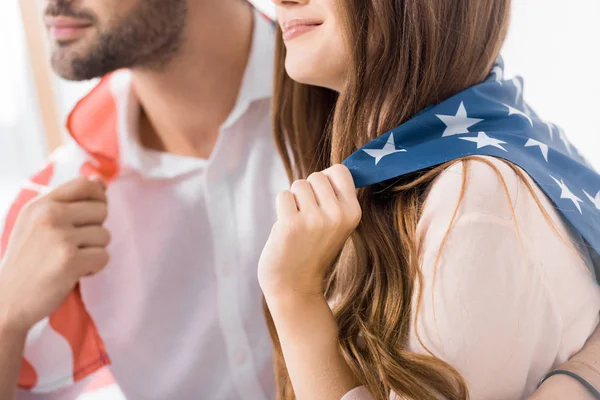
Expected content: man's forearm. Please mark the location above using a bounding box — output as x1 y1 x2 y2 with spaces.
0 319 27 400
530 323 600 399
530 373 597 400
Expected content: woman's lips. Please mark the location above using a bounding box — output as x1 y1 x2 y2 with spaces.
282 19 322 41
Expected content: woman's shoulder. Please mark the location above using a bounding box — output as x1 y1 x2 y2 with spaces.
418 155 592 261
412 155 600 398
420 156 522 224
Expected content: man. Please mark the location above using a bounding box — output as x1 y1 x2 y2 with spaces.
0 0 286 399
0 0 599 399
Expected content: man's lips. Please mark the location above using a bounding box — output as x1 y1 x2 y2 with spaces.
44 16 93 41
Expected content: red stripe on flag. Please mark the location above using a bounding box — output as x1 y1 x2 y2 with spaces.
67 74 120 181
48 288 111 382
19 359 38 391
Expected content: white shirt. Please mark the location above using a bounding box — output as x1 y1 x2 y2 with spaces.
17 11 287 400
343 157 600 400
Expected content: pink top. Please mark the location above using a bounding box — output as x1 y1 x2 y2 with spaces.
343 157 600 400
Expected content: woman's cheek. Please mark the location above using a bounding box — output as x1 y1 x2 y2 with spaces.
283 27 349 90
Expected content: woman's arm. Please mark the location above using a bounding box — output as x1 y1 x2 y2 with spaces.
259 165 362 400
265 294 359 400
0 318 28 400
530 323 600 399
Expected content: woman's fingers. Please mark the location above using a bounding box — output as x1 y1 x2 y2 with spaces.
321 164 356 202
307 172 338 207
290 180 319 213
285 166 361 231
321 165 362 229
276 190 298 220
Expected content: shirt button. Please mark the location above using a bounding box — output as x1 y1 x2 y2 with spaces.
235 348 247 365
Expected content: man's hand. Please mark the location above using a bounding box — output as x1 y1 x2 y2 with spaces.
0 176 110 335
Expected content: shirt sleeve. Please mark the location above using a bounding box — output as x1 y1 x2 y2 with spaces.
416 212 562 398
410 157 598 399
341 386 375 400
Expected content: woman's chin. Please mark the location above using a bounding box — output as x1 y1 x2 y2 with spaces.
285 69 338 92
284 57 330 86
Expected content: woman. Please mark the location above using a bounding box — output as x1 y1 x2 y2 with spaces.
258 0 600 399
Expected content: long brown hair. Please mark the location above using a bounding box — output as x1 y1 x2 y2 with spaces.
267 1 512 399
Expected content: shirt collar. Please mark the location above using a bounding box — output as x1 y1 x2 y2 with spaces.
67 8 275 180
222 9 275 129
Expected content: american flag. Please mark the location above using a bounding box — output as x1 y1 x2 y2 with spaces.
344 59 600 258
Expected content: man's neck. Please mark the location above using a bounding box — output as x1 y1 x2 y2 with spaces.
132 1 254 159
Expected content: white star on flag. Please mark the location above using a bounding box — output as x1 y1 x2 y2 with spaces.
550 176 584 214
545 122 555 140
506 104 533 127
460 132 507 151
524 139 549 162
491 66 503 85
558 128 574 155
583 190 600 210
363 132 407 165
512 77 523 103
436 102 483 137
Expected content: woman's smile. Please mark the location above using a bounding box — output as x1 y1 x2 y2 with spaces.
281 18 323 41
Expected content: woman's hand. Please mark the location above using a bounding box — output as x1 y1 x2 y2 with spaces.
258 164 361 301
258 165 362 400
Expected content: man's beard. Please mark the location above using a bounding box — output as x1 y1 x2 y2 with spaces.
48 0 188 81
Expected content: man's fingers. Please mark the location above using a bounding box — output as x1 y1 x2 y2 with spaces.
75 248 110 277
74 226 111 248
49 176 107 203
67 202 108 226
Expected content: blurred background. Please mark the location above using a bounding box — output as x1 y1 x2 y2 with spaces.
0 0 598 398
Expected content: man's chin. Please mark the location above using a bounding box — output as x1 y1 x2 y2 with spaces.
51 57 88 81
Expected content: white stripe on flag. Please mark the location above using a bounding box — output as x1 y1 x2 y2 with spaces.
21 181 50 196
25 318 75 393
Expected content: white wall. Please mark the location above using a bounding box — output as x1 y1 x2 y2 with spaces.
502 0 600 169
0 1 47 212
